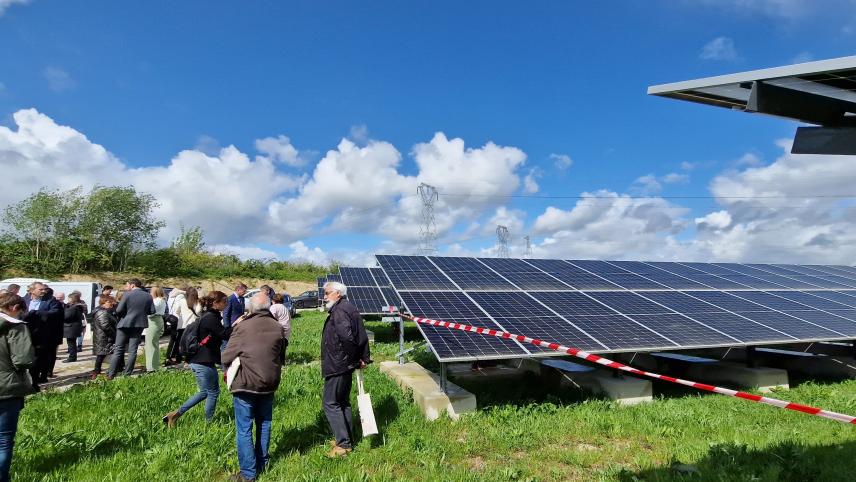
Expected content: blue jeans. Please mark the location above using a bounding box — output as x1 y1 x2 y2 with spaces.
233 392 274 480
178 364 220 421
0 398 23 482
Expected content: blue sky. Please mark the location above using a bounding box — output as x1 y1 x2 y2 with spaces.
2 0 856 266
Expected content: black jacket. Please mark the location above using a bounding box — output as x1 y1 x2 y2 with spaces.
91 308 117 356
63 304 85 339
22 294 63 347
321 299 371 378
188 310 231 365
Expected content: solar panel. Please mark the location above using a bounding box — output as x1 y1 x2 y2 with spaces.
340 267 376 287
326 273 342 283
375 255 856 362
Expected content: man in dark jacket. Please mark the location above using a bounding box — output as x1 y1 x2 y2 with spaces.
107 278 154 379
22 282 62 389
320 281 371 457
222 292 285 482
222 282 247 352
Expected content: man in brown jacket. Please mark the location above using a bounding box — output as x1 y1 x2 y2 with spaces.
222 292 286 482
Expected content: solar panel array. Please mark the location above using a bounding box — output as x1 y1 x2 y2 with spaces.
338 266 403 315
375 255 856 362
317 276 327 302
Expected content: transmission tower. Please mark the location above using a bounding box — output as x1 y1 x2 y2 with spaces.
496 225 510 258
417 183 439 255
524 235 533 258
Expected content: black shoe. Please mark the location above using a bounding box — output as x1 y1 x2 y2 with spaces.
62 358 77 363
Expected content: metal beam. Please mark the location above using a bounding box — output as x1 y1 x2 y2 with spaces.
747 81 856 126
792 126 856 155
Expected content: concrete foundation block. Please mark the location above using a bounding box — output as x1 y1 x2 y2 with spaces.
568 369 653 405
379 361 477 421
686 361 788 393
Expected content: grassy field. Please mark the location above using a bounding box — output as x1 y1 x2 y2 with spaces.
13 310 856 481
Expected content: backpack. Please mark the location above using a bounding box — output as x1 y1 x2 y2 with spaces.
179 313 210 360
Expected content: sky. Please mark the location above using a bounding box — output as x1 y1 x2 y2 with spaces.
1 0 856 267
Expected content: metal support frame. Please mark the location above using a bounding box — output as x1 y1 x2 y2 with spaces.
399 315 406 365
746 346 757 368
439 362 448 393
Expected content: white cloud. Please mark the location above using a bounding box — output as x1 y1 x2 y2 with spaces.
208 244 279 261
790 51 814 64
735 152 763 166
662 172 689 184
287 241 329 265
531 191 689 260
695 210 732 230
700 36 739 61
43 66 75 92
0 0 29 17
523 168 541 194
255 134 306 167
550 153 573 170
631 174 662 194
0 108 537 264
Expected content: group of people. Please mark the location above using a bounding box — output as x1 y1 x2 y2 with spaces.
0 278 370 482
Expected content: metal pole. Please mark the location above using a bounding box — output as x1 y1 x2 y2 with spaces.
440 363 448 393
398 315 405 365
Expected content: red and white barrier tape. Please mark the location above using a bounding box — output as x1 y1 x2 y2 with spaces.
410 316 856 424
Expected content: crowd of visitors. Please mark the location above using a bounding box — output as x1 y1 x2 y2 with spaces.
0 278 371 481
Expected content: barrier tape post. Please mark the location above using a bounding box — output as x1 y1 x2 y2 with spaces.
408 315 856 425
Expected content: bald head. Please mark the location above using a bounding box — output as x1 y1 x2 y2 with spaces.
251 292 271 313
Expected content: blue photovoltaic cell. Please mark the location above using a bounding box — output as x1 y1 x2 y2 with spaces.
369 268 391 286
713 263 772 277
429 257 515 290
816 276 856 289
468 292 556 318
716 274 787 289
567 260 628 273
340 267 376 287
379 287 403 308
531 291 619 316
347 287 390 314
781 311 856 336
768 291 854 310
637 291 723 313
724 291 814 311
477 258 562 290
679 311 792 343
824 292 856 308
525 259 621 289
738 311 844 339
586 292 672 314
676 273 750 289
682 291 768 312
376 255 458 291
569 315 677 350
490 317 604 352
746 264 805 276
806 265 855 277
647 262 705 276
680 262 741 275
326 273 342 283
397 291 527 360
593 272 669 289
625 314 736 346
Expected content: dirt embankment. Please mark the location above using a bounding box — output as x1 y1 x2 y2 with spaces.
57 273 316 296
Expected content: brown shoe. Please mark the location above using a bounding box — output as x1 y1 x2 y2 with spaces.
327 445 352 458
162 411 181 428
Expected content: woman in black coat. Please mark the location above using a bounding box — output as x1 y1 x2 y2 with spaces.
62 292 86 363
91 295 118 379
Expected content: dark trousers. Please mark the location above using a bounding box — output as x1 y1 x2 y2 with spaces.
323 371 354 449
0 397 23 482
108 327 143 377
65 338 77 360
166 328 184 362
93 354 107 374
29 345 55 384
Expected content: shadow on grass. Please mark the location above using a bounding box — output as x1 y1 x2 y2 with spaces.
366 394 399 448
286 351 317 365
23 432 136 475
620 440 856 482
365 322 422 344
271 411 330 456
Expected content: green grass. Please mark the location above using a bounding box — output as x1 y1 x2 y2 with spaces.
14 311 856 481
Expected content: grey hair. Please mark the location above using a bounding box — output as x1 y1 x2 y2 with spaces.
324 281 347 297
251 292 271 312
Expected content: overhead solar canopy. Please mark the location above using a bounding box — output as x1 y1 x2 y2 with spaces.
339 266 403 315
648 55 856 155
376 255 856 362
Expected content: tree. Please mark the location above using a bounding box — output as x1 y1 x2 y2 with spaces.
78 186 165 271
171 224 205 256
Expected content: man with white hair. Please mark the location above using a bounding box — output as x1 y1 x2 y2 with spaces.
320 281 371 457
222 292 286 482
